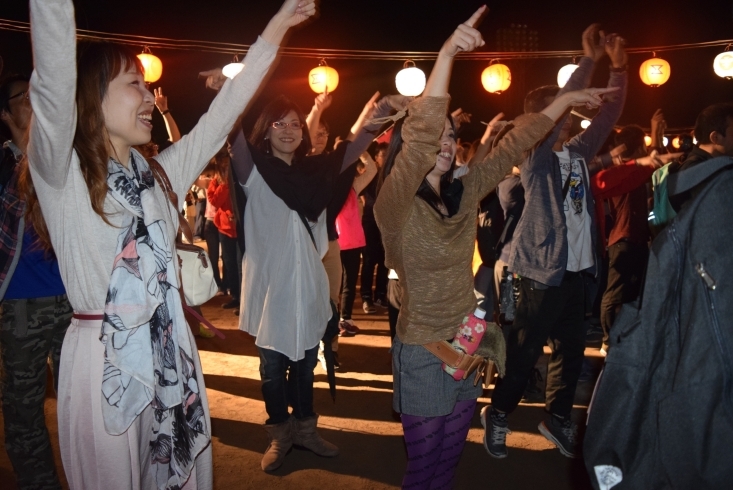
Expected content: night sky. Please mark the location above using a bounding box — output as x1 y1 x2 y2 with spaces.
2 0 732 148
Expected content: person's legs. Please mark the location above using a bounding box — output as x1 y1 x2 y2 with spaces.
204 219 222 291
287 345 318 420
600 242 648 350
257 347 291 425
429 399 477 490
360 221 380 304
491 278 566 414
401 414 446 489
339 248 362 320
219 233 240 307
1 297 71 489
545 274 586 417
374 258 389 305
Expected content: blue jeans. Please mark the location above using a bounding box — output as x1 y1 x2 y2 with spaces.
258 345 318 425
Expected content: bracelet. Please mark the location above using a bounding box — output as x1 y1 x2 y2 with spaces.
161 109 171 115
609 64 627 73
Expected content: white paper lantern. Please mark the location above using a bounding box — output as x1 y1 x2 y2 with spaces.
395 61 426 96
713 51 733 79
580 119 591 129
557 63 578 88
222 62 244 79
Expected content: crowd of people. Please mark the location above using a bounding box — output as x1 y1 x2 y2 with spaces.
0 1 731 489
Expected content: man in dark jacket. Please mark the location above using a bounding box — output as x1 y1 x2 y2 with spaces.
482 26 628 459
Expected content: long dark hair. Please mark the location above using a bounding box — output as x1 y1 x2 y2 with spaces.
378 113 460 216
248 96 311 163
23 41 143 250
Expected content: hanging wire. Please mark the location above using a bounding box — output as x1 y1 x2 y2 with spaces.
1 18 732 61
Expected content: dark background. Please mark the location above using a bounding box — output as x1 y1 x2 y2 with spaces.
2 0 732 148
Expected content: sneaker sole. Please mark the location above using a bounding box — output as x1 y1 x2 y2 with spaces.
480 408 508 459
537 422 579 459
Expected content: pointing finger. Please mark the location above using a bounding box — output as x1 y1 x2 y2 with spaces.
464 5 487 29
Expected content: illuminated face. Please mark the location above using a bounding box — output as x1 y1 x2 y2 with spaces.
312 123 329 155
266 110 304 159
433 118 456 175
102 66 155 154
375 149 387 168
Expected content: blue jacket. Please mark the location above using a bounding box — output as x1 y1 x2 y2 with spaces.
507 57 627 286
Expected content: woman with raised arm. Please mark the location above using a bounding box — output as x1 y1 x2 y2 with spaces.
228 88 408 471
24 0 315 488
374 6 618 488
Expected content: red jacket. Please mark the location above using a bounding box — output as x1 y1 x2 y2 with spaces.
207 178 236 238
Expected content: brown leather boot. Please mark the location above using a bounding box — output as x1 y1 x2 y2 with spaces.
261 418 293 471
291 414 339 457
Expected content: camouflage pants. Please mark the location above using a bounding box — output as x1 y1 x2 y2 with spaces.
0 295 72 490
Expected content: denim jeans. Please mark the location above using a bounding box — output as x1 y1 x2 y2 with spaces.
258 345 318 425
219 232 241 299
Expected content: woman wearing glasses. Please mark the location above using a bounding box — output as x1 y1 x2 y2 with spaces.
228 92 407 471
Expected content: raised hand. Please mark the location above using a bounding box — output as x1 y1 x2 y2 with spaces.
276 0 317 28
199 68 227 91
636 150 682 168
384 93 412 112
651 108 667 133
441 5 487 57
485 112 507 136
314 87 333 114
605 33 628 68
451 108 472 130
582 24 606 62
565 86 621 109
154 87 168 113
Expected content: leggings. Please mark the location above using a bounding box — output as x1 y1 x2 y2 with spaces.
400 398 476 490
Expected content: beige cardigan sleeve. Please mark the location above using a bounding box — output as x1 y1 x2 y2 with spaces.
27 0 78 189
374 96 449 235
469 113 556 200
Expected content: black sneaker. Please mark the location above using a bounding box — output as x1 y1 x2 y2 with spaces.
538 414 580 458
373 297 389 309
362 299 376 314
480 406 511 458
222 299 239 309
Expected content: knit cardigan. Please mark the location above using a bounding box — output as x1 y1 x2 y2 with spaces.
374 96 554 345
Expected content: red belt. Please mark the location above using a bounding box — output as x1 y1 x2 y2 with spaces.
73 313 104 321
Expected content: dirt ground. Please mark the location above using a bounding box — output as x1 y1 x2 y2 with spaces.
0 294 604 489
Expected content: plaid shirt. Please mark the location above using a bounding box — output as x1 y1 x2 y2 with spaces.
0 141 26 293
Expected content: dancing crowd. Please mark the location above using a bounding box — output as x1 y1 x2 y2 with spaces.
1 1 731 489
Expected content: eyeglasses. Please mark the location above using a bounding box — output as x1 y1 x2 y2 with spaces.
316 131 329 138
7 90 29 103
271 121 303 130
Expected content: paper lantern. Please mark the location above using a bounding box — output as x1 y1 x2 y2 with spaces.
713 51 733 79
672 136 681 149
639 57 670 87
580 119 591 129
137 49 162 83
557 63 578 88
395 61 426 96
644 135 652 147
309 60 339 94
481 63 511 94
663 136 669 147
222 55 244 79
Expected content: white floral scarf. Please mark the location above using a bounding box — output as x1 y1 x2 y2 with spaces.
101 154 209 490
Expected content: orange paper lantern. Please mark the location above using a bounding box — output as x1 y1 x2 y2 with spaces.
308 61 339 94
639 57 670 87
481 63 511 94
137 50 162 83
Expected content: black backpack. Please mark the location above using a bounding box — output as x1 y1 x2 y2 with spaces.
584 156 733 490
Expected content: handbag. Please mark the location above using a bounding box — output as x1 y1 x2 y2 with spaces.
147 159 219 307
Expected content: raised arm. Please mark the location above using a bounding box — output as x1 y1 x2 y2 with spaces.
27 0 77 189
353 152 378 195
228 129 254 186
154 0 316 199
306 88 332 146
568 34 628 162
468 112 507 166
341 93 410 172
154 87 181 143
375 6 486 232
